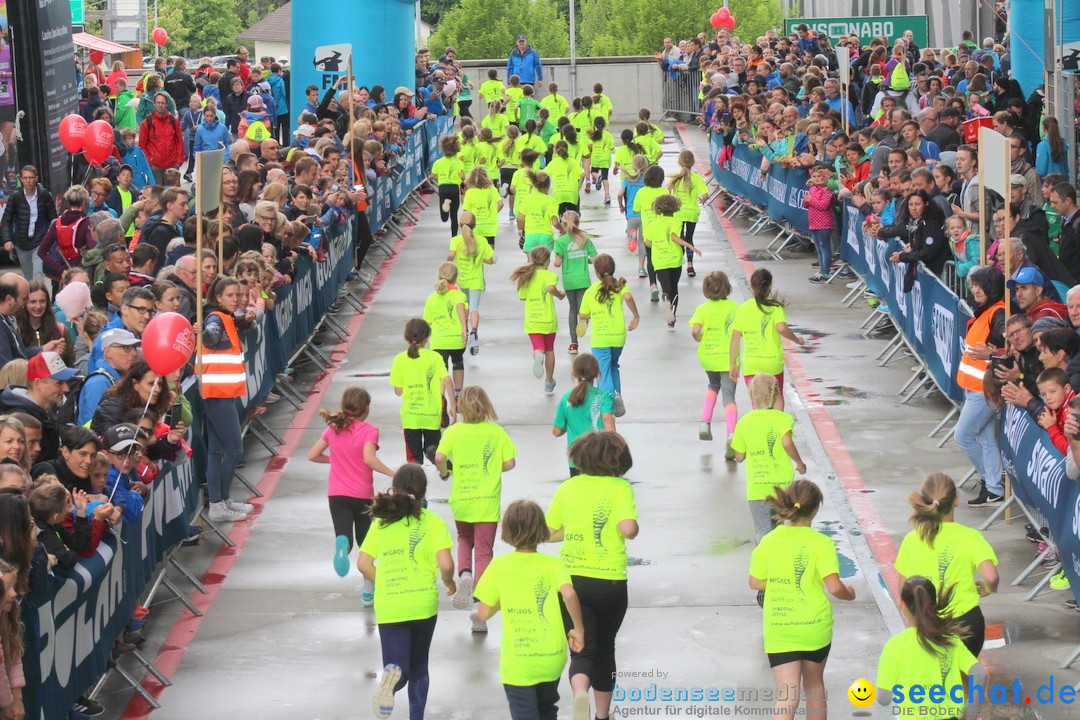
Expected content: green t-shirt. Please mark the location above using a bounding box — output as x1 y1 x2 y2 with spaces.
473 552 572 686
615 145 642 179
1045 202 1062 241
540 93 569 119
579 282 629 349
449 233 494 291
479 80 505 104
594 94 613 119
517 97 541 127
748 525 839 653
423 288 468 351
539 121 559 146
431 155 465 186
632 186 670 236
670 172 708 222
482 113 510 139
359 509 453 624
588 131 615 168
546 156 583 204
521 192 559 237
510 167 535 203
518 268 559 334
435 421 516 522
463 186 500 237
546 473 637 580
554 385 613 466
460 141 479 176
553 234 597 290
730 408 795 501
733 299 788 376
499 139 521 167
876 627 978 718
389 348 447 430
688 299 739 372
646 125 664 146
644 214 684 271
895 523 997 617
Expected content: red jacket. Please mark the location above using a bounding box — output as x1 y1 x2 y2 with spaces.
1026 298 1068 322
139 111 186 169
1046 389 1076 454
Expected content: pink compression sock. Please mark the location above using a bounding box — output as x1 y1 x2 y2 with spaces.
725 404 738 435
701 390 718 422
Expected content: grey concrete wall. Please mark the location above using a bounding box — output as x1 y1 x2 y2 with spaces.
458 55 663 123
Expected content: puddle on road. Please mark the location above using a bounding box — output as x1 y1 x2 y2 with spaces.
826 385 867 399
736 251 774 262
706 536 750 555
816 520 858 578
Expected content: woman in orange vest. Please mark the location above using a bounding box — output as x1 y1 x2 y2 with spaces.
954 266 1007 508
200 277 256 523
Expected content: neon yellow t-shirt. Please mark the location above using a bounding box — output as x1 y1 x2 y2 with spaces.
518 268 559 334
876 627 978 719
515 133 547 160
730 408 796 500
688 299 739 372
504 86 524 119
479 80 505 104
423 288 468 351
615 145 643 179
646 124 664 146
670 172 708 222
463 186 500 237
545 156 582 205
546 473 637 580
359 509 453 624
431 155 464 186
644 215 684 271
474 552 572 686
733 299 787 376
748 525 839 653
460 141 479 176
449 233 495 291
435 421 516 522
389 348 447 430
510 167 535 203
521 192 559 237
593 94 613 119
632 185 670 236
540 93 569 119
635 135 662 163
588 131 615 169
895 523 997 617
481 113 510 139
563 140 586 166
580 282 629 348
570 110 595 135
473 142 499 173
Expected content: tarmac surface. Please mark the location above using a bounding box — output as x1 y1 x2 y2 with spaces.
104 124 1080 720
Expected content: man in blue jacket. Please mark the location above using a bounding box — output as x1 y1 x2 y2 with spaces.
507 34 543 85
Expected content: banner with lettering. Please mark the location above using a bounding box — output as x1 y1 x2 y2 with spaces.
708 136 810 229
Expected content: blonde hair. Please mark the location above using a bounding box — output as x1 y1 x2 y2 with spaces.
458 210 478 256
457 385 498 423
748 373 779 410
624 155 648 182
0 417 29 470
510 246 550 290
907 472 957 545
666 149 696 192
561 210 588 249
435 261 459 294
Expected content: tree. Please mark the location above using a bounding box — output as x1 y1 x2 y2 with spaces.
420 0 460 27
428 0 570 60
156 0 244 56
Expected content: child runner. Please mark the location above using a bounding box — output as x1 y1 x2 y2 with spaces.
447 211 495 356
553 210 598 355
540 82 569 120
498 125 522 214
515 120 547 161
612 130 646 180
460 125 480 178
875 577 986 718
729 269 805 411
592 83 613 120
547 140 583 216
479 69 505 107
475 499 586 720
308 387 396 604
504 75 524 122
510 246 565 394
587 117 614 205
430 135 465 237
632 165 670 303
553 353 615 476
689 271 740 448
732 374 806 542
577 254 639 417
481 101 510 140
358 465 456 720
749 480 855 720
423 262 469 400
666 149 709 279
475 128 500 174
463 167 503 247
516 84 541 129
619 155 649 278
434 385 517 632
633 121 663 164
510 148 540 240
644 194 701 328
545 431 639 720
389 318 457 465
518 171 560 252
894 473 999 657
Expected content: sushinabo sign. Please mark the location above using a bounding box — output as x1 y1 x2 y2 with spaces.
785 16 928 48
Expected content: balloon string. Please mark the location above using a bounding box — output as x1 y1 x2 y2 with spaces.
106 377 159 506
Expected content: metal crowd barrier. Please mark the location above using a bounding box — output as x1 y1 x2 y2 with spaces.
660 70 703 121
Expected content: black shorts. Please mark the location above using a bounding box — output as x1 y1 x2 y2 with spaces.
594 167 609 181
767 644 831 668
436 347 465 371
500 167 516 188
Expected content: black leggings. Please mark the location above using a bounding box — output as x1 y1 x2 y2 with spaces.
355 211 375 267
656 266 683 315
436 348 465 371
568 576 628 692
682 221 697 260
328 496 372 553
439 184 461 235
379 615 438 718
955 605 986 658
404 428 442 465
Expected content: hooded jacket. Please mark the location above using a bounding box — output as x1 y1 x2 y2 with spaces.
0 386 60 462
139 111 186 169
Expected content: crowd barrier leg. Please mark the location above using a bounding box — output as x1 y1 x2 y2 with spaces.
90 660 162 710
1022 568 1057 602
144 558 205 616
272 377 304 410
928 405 959 438
841 278 867 307
302 340 334 369
199 505 238 548
129 649 172 688
1014 543 1057 589
340 283 370 313
253 416 285 447
1059 644 1080 672
167 553 209 595
876 333 909 366
242 419 279 458
977 490 1039 533
320 313 350 343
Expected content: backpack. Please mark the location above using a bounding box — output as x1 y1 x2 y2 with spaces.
244 119 271 143
55 368 115 427
55 216 88 264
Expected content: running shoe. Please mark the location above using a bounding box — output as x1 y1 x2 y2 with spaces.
638 267 646 278
699 422 712 441
74 697 104 717
441 198 452 213
725 435 737 461
650 288 659 303
468 330 479 355
627 236 638 253
374 664 402 719
499 183 509 197
664 302 676 324
584 184 591 194
666 321 676 329
333 535 350 577
508 212 515 220
544 380 557 395
453 571 474 609
613 394 626 417
1050 571 1070 590
361 578 375 606
471 607 489 633
532 352 545 379
573 690 591 720
568 343 578 355
808 273 828 284
845 280 862 289
1067 598 1079 610
967 484 1004 507
687 264 696 278
604 196 611 205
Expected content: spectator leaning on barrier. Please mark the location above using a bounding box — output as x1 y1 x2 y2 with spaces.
0 351 76 464
1008 266 1067 322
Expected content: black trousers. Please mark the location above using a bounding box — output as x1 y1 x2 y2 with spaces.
328 496 372 552
567 575 628 692
404 428 441 465
439 184 461 236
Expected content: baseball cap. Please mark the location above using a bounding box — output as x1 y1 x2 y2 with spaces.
278 56 289 64
247 95 265 109
118 163 134 175
1010 173 1027 187
438 55 452 64
393 85 415 96
293 125 314 138
26 352 77 382
100 328 141 348
258 81 271 93
102 423 143 453
517 34 527 42
1007 265 1046 289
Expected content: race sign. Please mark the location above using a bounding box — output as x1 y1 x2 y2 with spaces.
313 43 352 89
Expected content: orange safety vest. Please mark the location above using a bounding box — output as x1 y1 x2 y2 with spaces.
956 300 1005 392
196 310 246 399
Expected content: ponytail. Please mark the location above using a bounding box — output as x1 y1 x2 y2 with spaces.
768 479 822 523
527 170 551 193
667 149 696 192
587 116 606 143
592 254 625 305
435 261 458 294
459 210 478 256
900 577 968 656
908 473 957 546
319 386 371 432
403 317 431 359
510 246 550 290
568 353 601 407
561 210 588 249
554 141 569 160
750 268 784 310
370 464 427 526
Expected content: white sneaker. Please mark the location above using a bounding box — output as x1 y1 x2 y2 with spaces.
612 394 626 417
373 664 401 719
470 606 488 633
499 183 509 198
532 352 545 379
441 198 452 213
845 280 861 289
208 501 248 522
453 571 473 609
573 689 590 720
664 302 676 324
226 498 254 513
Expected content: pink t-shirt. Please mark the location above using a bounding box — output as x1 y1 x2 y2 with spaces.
322 421 379 498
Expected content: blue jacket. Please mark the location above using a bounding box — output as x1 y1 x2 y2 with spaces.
1036 137 1070 179
507 46 543 84
266 74 288 120
106 466 145 524
203 85 221 105
194 120 232 160
77 364 120 426
120 146 154 190
420 87 448 117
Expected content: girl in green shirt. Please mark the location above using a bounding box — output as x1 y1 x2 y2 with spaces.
553 211 598 354
667 150 710 278
689 271 739 448
536 108 559 158
462 167 503 248
644 194 702 328
447 212 495 356
546 140 583 217
577 254 640 416
553 353 616 476
499 126 522 219
389 319 457 466
517 171 560 252
511 246 565 394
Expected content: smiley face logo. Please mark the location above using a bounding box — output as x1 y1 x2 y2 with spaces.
847 678 876 708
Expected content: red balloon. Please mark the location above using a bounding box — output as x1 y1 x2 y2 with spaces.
82 119 114 165
710 12 724 28
721 16 736 30
88 50 105 65
142 312 196 377
717 6 731 19
152 27 169 46
58 114 87 154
